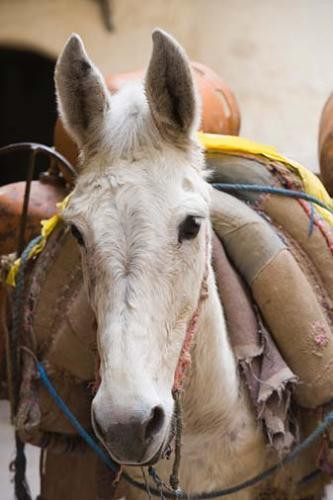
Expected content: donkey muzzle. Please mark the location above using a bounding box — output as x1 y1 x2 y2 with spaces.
92 405 166 464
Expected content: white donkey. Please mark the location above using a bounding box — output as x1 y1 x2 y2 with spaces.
55 30 312 499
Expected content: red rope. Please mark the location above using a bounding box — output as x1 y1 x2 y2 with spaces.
172 233 209 392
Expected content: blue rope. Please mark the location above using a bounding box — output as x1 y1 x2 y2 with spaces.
212 183 333 216
308 203 315 237
36 362 119 473
36 359 333 499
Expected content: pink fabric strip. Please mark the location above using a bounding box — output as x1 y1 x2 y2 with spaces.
172 232 209 392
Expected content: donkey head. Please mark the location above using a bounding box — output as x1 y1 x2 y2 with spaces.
55 30 211 465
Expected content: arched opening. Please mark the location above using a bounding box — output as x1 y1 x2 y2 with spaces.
0 47 56 185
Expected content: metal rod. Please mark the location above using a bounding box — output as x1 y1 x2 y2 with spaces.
0 142 77 183
0 141 77 254
17 149 37 256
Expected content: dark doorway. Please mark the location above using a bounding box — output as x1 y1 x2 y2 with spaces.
0 47 56 185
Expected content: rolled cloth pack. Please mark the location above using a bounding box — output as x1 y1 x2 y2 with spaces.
211 189 333 408
14 223 96 442
205 134 333 408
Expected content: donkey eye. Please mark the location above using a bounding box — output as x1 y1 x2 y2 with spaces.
178 215 201 243
70 224 85 246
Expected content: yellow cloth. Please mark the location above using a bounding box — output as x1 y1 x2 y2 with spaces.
6 215 60 287
198 132 333 226
6 196 70 287
6 134 333 286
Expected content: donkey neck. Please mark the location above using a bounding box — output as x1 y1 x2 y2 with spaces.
182 264 241 430
172 264 266 497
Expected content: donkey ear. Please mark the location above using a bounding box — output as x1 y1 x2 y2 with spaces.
145 29 199 141
55 34 110 148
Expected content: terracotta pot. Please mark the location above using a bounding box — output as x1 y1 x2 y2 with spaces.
0 180 66 396
0 181 66 255
319 93 333 196
106 62 241 136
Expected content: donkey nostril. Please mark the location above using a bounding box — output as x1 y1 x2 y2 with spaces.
145 405 165 440
92 410 105 441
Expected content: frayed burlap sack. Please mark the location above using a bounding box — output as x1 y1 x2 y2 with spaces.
209 148 333 409
211 189 333 408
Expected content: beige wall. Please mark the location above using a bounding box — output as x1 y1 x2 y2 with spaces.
0 0 196 73
1 0 333 170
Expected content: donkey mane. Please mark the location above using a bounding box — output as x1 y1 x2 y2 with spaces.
99 83 160 161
